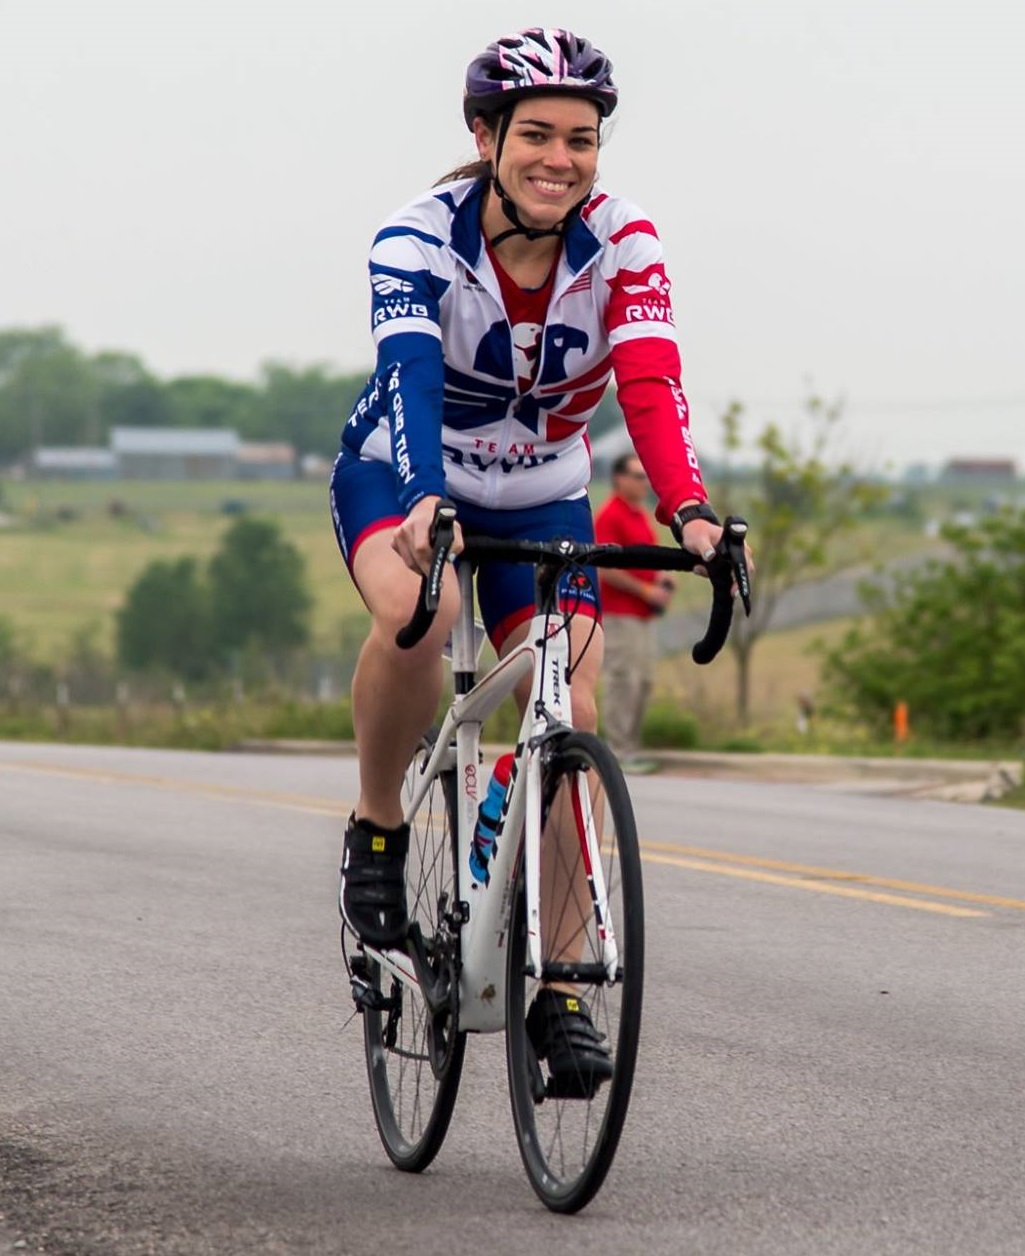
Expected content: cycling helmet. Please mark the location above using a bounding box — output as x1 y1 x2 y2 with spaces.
463 28 618 130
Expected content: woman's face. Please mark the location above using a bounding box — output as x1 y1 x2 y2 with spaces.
475 95 601 231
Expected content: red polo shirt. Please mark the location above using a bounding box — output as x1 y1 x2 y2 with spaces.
594 492 659 620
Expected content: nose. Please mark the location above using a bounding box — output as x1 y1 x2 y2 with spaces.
544 139 574 170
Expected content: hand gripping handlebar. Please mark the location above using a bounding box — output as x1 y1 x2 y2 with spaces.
395 501 752 663
691 515 752 664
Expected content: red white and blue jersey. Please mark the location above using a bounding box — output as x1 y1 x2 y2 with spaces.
340 177 708 524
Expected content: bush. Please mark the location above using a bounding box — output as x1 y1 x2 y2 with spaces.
640 701 700 750
821 508 1025 742
116 556 212 680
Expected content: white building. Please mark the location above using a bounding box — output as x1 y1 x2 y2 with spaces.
111 427 240 479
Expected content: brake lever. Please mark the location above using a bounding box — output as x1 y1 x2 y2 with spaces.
423 501 457 614
394 499 458 650
721 515 752 616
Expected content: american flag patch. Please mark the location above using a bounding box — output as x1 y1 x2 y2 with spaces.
565 273 592 295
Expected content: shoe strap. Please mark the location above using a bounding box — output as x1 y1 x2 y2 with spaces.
345 816 410 858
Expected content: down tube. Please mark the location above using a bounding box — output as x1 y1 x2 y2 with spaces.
453 651 535 1034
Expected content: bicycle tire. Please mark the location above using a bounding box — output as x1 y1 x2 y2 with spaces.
362 729 466 1171
505 731 644 1212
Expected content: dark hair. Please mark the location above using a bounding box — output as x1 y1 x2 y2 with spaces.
434 110 502 186
612 453 641 476
434 159 490 186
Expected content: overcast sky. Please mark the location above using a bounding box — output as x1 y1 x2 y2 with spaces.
4 0 1023 469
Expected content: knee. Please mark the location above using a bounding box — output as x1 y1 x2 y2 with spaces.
571 685 599 734
366 582 459 668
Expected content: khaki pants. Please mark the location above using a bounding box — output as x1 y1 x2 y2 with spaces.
601 614 656 760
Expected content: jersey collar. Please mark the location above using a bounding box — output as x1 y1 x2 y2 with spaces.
447 178 602 279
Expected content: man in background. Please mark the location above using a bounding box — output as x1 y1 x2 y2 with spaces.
594 453 675 774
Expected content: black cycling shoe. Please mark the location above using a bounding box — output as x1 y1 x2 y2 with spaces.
526 988 614 1100
339 813 410 949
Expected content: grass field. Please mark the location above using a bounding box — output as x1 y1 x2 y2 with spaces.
657 617 853 734
0 478 362 660
0 476 929 734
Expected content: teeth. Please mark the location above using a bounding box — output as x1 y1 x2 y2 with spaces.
534 180 569 193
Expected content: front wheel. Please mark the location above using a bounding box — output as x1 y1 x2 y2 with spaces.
361 730 466 1171
506 731 644 1212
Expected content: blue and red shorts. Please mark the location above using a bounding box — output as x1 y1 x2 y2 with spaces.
329 454 600 650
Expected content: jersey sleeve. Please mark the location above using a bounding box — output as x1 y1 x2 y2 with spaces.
601 217 708 523
367 225 452 512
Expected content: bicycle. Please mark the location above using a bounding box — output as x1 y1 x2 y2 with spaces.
342 501 751 1212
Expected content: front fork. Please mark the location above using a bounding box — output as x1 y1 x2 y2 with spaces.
523 735 621 988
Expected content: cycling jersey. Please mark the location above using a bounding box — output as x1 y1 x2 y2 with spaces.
341 176 707 524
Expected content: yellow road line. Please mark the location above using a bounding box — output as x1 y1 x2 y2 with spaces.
0 758 1008 917
640 839 1025 913
640 851 988 917
0 759 343 817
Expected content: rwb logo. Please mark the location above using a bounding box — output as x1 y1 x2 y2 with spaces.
625 303 675 324
620 264 674 325
371 273 414 296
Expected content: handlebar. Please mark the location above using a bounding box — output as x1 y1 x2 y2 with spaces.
395 500 752 665
393 501 458 650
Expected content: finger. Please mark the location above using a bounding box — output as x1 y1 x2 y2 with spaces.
392 530 424 576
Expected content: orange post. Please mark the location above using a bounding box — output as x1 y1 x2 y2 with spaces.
894 700 909 744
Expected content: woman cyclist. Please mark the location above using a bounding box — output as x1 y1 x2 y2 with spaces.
331 28 740 1089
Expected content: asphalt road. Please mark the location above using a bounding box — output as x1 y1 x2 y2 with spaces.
2 741 1024 1256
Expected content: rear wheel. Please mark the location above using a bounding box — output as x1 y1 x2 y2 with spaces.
361 731 466 1171
505 731 644 1212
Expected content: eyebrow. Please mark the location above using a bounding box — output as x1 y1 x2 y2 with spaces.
513 117 599 134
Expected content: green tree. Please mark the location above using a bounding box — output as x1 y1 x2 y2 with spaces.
164 375 261 433
116 557 213 680
254 361 367 455
0 325 377 460
821 509 1025 742
93 351 172 430
714 395 886 723
208 517 312 661
0 326 99 460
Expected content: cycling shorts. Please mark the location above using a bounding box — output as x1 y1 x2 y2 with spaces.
329 453 600 650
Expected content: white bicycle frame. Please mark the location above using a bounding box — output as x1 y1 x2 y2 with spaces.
365 559 620 1033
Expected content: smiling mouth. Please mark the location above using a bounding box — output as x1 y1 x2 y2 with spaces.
529 178 573 196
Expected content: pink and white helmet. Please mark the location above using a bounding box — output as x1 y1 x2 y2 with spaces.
463 28 618 130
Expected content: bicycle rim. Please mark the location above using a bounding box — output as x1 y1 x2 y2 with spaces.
506 731 644 1212
363 731 466 1171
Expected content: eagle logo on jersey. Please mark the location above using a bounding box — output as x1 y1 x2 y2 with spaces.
371 273 415 296
621 270 672 297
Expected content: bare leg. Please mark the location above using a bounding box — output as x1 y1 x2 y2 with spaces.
500 613 603 734
501 616 605 976
350 530 460 827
